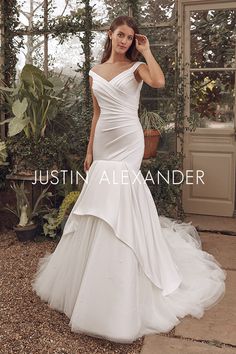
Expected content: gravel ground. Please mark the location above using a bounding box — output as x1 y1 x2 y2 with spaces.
0 230 144 354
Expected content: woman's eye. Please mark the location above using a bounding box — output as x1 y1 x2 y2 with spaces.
117 33 132 40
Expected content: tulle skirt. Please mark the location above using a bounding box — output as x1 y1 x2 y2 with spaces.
31 209 226 343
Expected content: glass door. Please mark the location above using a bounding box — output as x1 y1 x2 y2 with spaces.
180 1 236 216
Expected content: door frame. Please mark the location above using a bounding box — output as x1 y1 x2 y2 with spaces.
177 0 236 216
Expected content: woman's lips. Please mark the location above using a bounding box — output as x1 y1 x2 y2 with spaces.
119 45 126 49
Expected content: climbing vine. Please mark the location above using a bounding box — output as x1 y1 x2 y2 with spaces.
1 0 23 85
127 0 140 22
1 0 188 217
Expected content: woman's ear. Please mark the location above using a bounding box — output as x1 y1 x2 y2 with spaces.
108 30 112 40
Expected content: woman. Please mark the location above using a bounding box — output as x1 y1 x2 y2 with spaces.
31 15 227 344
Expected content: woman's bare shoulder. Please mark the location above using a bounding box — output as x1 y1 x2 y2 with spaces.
90 64 104 73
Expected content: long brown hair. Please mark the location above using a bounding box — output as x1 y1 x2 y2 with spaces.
100 16 143 64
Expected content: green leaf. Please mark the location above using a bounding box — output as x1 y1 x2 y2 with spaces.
48 76 64 93
12 84 21 96
8 116 30 136
0 117 13 125
0 86 14 92
21 64 53 88
12 98 28 118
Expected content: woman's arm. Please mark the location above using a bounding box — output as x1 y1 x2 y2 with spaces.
84 76 100 171
134 34 165 89
136 51 165 89
86 81 100 153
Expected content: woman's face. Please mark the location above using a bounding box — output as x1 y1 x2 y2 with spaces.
109 24 135 53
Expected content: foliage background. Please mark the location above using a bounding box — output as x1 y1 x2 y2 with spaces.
0 0 235 219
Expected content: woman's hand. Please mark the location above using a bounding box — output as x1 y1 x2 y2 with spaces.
135 34 150 54
84 153 93 172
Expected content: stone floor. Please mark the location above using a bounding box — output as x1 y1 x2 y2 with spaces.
140 231 236 354
1 215 236 353
184 214 236 235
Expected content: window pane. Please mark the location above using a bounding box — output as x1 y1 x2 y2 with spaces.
140 27 176 153
17 0 85 30
16 35 45 74
190 70 235 128
48 30 107 77
190 9 236 69
141 27 176 118
90 31 107 64
50 0 84 19
17 0 44 31
139 0 175 24
91 0 129 26
48 34 83 77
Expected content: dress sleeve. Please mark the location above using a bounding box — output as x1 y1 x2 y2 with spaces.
132 61 145 73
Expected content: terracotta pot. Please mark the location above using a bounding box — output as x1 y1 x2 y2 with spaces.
143 130 161 159
13 223 38 242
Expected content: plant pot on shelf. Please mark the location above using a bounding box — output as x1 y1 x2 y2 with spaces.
143 129 161 159
13 223 38 242
139 105 166 159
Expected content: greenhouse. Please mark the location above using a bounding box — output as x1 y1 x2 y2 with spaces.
0 1 235 353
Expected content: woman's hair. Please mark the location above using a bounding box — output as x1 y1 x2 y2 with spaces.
100 16 142 64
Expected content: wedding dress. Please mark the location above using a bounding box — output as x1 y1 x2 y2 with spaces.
31 61 227 344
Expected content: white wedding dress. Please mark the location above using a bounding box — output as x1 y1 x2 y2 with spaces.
31 61 227 344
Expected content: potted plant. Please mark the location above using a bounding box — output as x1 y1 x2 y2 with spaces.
139 105 167 159
0 64 66 175
3 181 53 242
0 64 65 140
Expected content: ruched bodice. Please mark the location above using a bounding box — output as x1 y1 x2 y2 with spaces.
89 61 145 172
89 61 144 111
